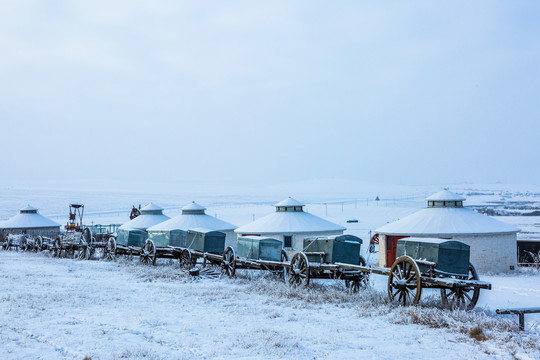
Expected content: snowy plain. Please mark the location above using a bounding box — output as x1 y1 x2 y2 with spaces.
0 183 539 359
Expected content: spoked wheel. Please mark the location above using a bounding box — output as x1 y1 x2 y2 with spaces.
179 249 195 269
34 236 43 252
388 256 422 306
139 240 156 265
19 238 29 252
104 237 117 261
78 240 90 260
288 252 310 286
279 250 290 281
344 255 369 292
221 246 236 278
52 236 62 257
440 263 480 310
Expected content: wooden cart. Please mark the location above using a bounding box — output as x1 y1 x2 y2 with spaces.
286 237 491 309
220 236 290 278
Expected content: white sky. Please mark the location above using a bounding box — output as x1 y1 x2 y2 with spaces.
0 1 538 191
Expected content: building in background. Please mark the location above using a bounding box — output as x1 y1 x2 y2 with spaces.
376 190 520 273
147 201 237 249
235 197 346 253
0 205 60 240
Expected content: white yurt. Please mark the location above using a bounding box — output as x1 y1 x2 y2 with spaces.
118 203 170 231
146 201 237 248
0 205 61 239
235 197 346 252
376 190 520 273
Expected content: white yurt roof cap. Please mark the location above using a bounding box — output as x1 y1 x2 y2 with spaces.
182 201 207 211
20 204 38 212
274 197 305 207
426 190 466 201
141 202 164 211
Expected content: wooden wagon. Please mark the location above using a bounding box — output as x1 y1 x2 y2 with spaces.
287 235 369 291
287 236 491 309
177 229 228 269
48 228 112 260
1 234 37 252
105 228 148 261
220 236 289 278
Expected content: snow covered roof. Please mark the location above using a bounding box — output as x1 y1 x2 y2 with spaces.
426 190 465 201
376 207 519 236
400 237 461 244
182 202 206 212
274 197 305 207
119 204 170 231
0 206 60 229
140 202 164 214
20 205 38 213
188 227 224 235
235 209 346 234
147 210 236 232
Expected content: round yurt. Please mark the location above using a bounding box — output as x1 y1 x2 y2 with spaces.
116 203 170 248
119 203 170 231
375 190 520 273
235 197 346 252
146 201 237 249
0 205 60 240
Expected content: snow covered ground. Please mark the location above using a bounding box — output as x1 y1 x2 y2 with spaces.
0 251 538 360
1 184 540 359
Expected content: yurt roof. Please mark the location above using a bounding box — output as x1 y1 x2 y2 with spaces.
0 206 60 229
140 202 164 213
376 207 519 236
275 197 305 207
20 204 39 212
147 212 236 232
181 201 206 211
119 208 170 231
426 190 466 201
235 211 346 234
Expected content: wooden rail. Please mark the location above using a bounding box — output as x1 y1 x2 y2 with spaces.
496 307 540 330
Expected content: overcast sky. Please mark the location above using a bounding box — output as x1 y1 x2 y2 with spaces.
0 1 538 192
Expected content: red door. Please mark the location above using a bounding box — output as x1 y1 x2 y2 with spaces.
385 235 408 267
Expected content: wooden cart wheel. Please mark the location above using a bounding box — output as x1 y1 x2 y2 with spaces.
280 250 290 281
344 255 369 292
104 237 117 261
19 237 29 252
34 236 43 252
52 236 62 257
221 246 236 277
78 238 90 260
440 262 480 310
139 240 156 265
179 249 194 269
388 256 422 306
288 252 310 286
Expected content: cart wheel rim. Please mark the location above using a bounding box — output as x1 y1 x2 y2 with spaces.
288 252 310 286
179 249 192 269
388 256 422 306
221 246 236 277
440 262 480 310
105 237 117 261
140 240 156 265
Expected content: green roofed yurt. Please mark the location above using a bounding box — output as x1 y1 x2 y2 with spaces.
147 201 236 249
235 197 345 253
117 203 170 248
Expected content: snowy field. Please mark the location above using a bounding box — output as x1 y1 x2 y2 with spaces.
0 252 539 360
1 184 540 359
